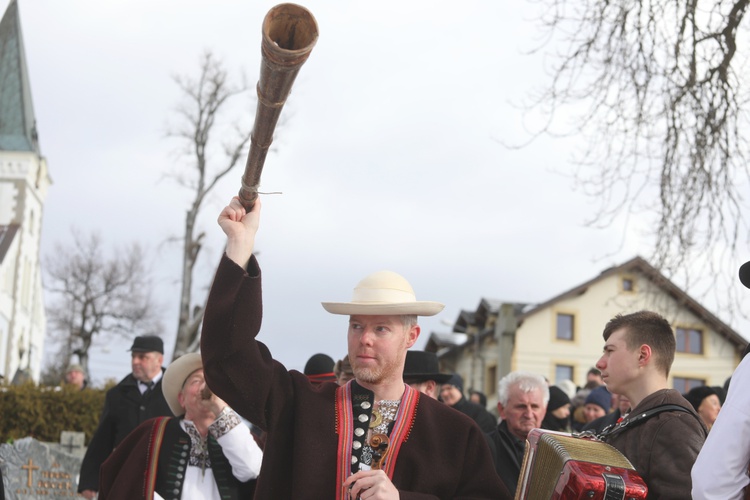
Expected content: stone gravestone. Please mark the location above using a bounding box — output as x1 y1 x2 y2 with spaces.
0 437 82 499
57 432 85 458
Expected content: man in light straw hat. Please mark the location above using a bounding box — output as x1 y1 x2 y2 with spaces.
98 353 262 499
201 197 511 500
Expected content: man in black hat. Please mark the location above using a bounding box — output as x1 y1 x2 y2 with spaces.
440 372 497 433
304 352 337 385
78 335 173 499
541 385 572 432
402 350 451 399
692 261 750 499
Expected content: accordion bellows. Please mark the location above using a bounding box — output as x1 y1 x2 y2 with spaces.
515 429 648 500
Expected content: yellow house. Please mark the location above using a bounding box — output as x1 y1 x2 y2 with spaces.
428 256 747 412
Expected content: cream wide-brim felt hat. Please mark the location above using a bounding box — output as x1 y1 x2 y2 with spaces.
321 271 444 316
162 352 203 417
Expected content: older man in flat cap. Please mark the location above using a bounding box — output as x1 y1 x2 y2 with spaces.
201 197 511 500
78 336 173 498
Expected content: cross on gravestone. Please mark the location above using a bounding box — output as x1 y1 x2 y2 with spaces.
0 436 83 499
59 431 85 455
20 458 39 488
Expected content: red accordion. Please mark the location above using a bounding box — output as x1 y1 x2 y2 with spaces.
514 429 648 500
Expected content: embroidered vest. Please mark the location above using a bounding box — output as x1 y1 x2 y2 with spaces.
334 381 419 500
148 418 254 500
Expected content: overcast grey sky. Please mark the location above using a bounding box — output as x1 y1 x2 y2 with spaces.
12 0 748 385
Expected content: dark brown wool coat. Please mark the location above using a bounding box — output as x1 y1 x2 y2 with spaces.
201 255 511 500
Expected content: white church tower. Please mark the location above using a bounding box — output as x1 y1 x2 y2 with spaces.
0 0 50 383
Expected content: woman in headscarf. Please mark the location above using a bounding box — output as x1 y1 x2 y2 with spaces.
541 385 572 432
685 385 722 431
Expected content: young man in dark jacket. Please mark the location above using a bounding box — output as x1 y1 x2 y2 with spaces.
595 311 707 499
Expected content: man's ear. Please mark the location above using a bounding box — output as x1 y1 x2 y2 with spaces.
405 325 420 348
425 379 437 396
497 402 506 419
638 344 652 366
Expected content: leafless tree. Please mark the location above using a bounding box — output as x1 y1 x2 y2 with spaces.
166 51 255 359
524 0 750 315
43 231 162 379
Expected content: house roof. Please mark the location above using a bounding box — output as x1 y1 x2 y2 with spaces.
518 255 747 350
429 331 469 348
0 0 39 153
427 300 530 353
0 223 20 264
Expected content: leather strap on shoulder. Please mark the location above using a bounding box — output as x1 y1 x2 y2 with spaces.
599 404 694 439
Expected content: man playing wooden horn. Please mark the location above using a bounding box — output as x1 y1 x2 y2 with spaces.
98 353 263 499
201 197 510 499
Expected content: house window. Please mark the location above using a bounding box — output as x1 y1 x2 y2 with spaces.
622 277 634 291
673 376 705 393
555 364 574 384
676 327 703 354
556 313 574 341
486 365 497 398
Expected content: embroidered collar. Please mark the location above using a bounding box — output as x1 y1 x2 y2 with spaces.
183 419 212 472
334 381 420 500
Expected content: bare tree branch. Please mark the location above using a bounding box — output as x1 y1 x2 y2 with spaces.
165 51 255 359
43 230 162 379
524 0 750 321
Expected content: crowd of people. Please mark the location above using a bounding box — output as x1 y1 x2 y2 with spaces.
66 197 750 499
